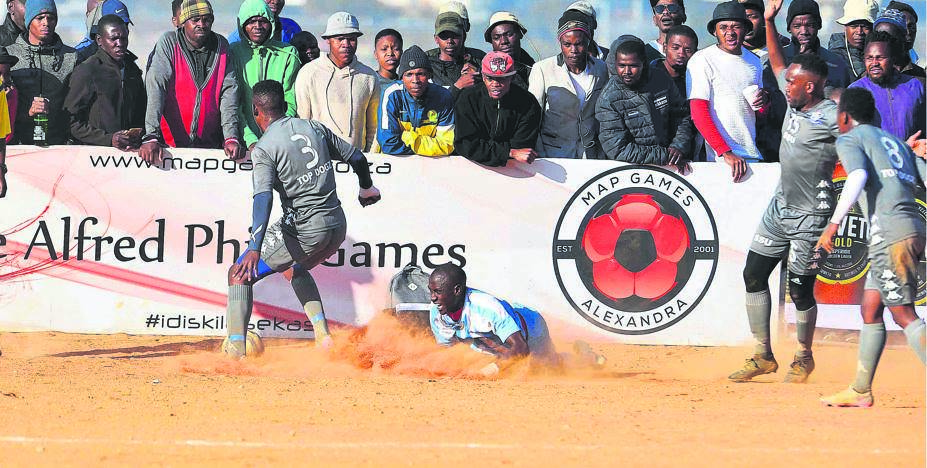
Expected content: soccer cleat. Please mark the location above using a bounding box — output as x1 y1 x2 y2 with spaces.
728 354 779 382
783 354 815 383
820 387 874 408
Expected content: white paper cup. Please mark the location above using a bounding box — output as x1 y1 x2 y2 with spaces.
743 84 761 111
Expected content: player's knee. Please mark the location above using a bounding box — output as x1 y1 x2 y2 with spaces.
743 267 768 293
788 274 816 310
227 265 248 286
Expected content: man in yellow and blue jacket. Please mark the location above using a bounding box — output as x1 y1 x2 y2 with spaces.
376 45 455 156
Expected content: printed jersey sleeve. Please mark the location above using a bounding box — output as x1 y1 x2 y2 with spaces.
470 293 521 344
250 146 275 197
835 133 869 175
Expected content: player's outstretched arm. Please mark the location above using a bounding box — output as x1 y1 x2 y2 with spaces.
473 334 529 360
816 168 867 253
346 150 381 207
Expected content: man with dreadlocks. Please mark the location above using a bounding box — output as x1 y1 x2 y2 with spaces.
6 0 77 144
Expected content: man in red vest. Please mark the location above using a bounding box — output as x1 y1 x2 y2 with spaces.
140 0 242 163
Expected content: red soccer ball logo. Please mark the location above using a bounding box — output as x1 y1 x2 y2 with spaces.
581 194 690 300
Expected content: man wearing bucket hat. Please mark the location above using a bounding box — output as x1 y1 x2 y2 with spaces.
484 11 534 89
427 6 484 100
294 11 379 151
827 0 877 79
376 45 455 157
454 51 541 167
686 1 764 181
529 9 608 159
779 0 853 90
140 0 241 162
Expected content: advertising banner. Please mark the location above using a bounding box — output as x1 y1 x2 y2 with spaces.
1 146 790 345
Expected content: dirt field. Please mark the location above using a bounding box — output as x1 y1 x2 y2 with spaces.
0 315 924 467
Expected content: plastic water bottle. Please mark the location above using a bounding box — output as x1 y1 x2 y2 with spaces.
33 112 48 146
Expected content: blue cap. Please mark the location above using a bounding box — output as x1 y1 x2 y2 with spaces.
101 0 132 25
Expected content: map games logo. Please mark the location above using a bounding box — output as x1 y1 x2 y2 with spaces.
552 166 719 335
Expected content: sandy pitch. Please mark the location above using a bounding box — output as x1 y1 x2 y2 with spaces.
0 315 924 467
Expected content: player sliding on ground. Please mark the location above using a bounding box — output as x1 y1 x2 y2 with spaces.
815 87 926 407
426 263 605 374
224 80 382 358
727 0 841 383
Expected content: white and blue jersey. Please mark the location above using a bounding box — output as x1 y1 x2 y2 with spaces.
429 288 554 358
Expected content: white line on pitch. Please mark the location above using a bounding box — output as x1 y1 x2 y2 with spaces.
0 436 922 456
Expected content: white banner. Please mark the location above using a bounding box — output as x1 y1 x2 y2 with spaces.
0 146 789 345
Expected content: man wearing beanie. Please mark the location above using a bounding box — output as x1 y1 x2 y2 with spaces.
686 0 764 180
454 51 541 167
140 0 241 162
484 11 534 90
827 0 878 79
426 8 485 101
6 0 78 145
376 45 455 157
528 11 607 159
874 7 925 80
779 0 853 90
294 11 380 151
566 1 608 60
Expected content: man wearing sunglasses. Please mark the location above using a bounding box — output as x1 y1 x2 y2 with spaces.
645 0 687 64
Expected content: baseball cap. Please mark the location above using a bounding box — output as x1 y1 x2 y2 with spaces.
484 11 527 43
481 51 515 77
321 11 362 38
435 12 464 36
438 0 469 31
88 0 132 35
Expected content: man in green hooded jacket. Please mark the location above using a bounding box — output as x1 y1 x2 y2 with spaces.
230 0 300 148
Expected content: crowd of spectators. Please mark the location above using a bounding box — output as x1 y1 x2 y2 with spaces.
0 0 923 194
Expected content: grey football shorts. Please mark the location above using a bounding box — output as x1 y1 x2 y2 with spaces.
260 220 346 272
865 235 925 306
750 197 829 275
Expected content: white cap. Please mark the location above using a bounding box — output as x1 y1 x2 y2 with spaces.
321 11 362 38
836 0 879 25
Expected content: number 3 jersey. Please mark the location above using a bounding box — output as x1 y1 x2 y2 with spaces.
837 124 927 247
251 117 362 235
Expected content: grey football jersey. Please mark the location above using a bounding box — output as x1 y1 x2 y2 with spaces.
837 124 926 247
251 117 361 234
776 94 840 215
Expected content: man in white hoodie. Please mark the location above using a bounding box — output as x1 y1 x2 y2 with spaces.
294 12 379 151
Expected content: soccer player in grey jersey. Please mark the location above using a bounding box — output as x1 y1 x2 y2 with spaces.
727 1 841 383
224 80 382 358
816 87 926 407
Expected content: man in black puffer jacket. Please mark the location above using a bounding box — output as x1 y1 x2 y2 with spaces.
596 36 693 167
454 51 542 167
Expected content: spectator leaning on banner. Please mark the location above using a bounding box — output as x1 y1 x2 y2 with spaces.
376 45 455 157
427 9 484 101
230 0 300 150
294 12 379 151
528 11 607 159
484 11 533 90
288 30 319 65
0 0 24 47
7 0 77 145
140 0 241 162
848 31 925 142
565 1 608 60
75 0 131 64
597 36 693 169
827 0 877 80
780 0 853 91
63 14 145 150
644 0 686 64
687 1 766 182
227 0 300 44
454 51 542 167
